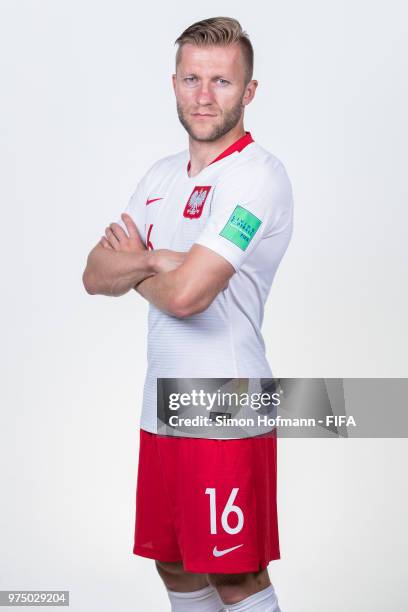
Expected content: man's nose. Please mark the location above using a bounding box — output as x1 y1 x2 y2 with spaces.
196 82 215 105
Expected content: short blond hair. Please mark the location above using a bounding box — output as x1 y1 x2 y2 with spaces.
175 17 254 84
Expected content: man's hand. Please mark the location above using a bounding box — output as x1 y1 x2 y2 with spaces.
99 211 187 289
102 213 145 252
83 213 154 296
101 214 186 273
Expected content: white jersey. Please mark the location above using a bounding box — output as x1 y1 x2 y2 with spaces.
117 132 294 434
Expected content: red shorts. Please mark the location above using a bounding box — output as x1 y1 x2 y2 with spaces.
133 428 280 573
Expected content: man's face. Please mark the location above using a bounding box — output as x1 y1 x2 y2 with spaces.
173 43 257 142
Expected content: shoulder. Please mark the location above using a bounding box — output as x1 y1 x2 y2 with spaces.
218 142 292 189
217 143 293 200
142 149 188 182
127 150 187 205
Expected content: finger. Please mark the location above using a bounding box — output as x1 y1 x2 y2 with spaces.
100 236 113 249
121 213 142 242
106 224 121 242
105 227 120 250
109 222 128 242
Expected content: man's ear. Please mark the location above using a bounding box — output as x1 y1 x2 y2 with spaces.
172 73 177 94
243 79 258 106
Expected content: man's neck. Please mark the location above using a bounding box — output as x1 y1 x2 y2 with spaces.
188 124 246 178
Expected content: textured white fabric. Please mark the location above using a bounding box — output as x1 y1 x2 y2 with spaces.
223 584 281 611
117 137 294 434
166 585 225 612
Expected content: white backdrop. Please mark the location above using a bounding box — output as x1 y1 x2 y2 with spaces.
1 0 407 610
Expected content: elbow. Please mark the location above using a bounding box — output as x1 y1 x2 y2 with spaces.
82 268 98 295
168 293 209 319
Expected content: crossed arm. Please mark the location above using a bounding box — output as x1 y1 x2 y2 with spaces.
82 213 235 318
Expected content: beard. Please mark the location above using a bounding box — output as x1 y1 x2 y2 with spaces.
176 96 244 142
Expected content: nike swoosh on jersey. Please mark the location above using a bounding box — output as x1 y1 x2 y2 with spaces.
212 544 244 557
146 197 163 206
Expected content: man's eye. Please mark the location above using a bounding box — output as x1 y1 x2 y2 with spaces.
218 78 230 85
184 76 197 84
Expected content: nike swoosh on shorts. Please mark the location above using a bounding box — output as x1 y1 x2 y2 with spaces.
212 544 244 557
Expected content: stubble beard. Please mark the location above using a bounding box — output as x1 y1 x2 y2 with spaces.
176 96 245 143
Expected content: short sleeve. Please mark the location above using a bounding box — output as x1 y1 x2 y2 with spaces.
115 154 166 241
115 175 148 241
195 160 294 272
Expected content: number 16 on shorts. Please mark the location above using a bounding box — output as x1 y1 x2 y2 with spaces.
205 488 244 535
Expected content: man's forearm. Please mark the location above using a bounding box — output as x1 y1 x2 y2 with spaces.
134 244 233 317
136 270 223 318
135 270 182 314
83 244 155 296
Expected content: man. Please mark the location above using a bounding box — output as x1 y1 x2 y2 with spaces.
83 16 293 612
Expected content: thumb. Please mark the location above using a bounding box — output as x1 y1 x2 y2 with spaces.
122 213 143 243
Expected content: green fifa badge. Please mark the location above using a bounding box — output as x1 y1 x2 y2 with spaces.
219 205 262 251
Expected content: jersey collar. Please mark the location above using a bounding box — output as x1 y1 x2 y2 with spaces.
187 131 254 175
